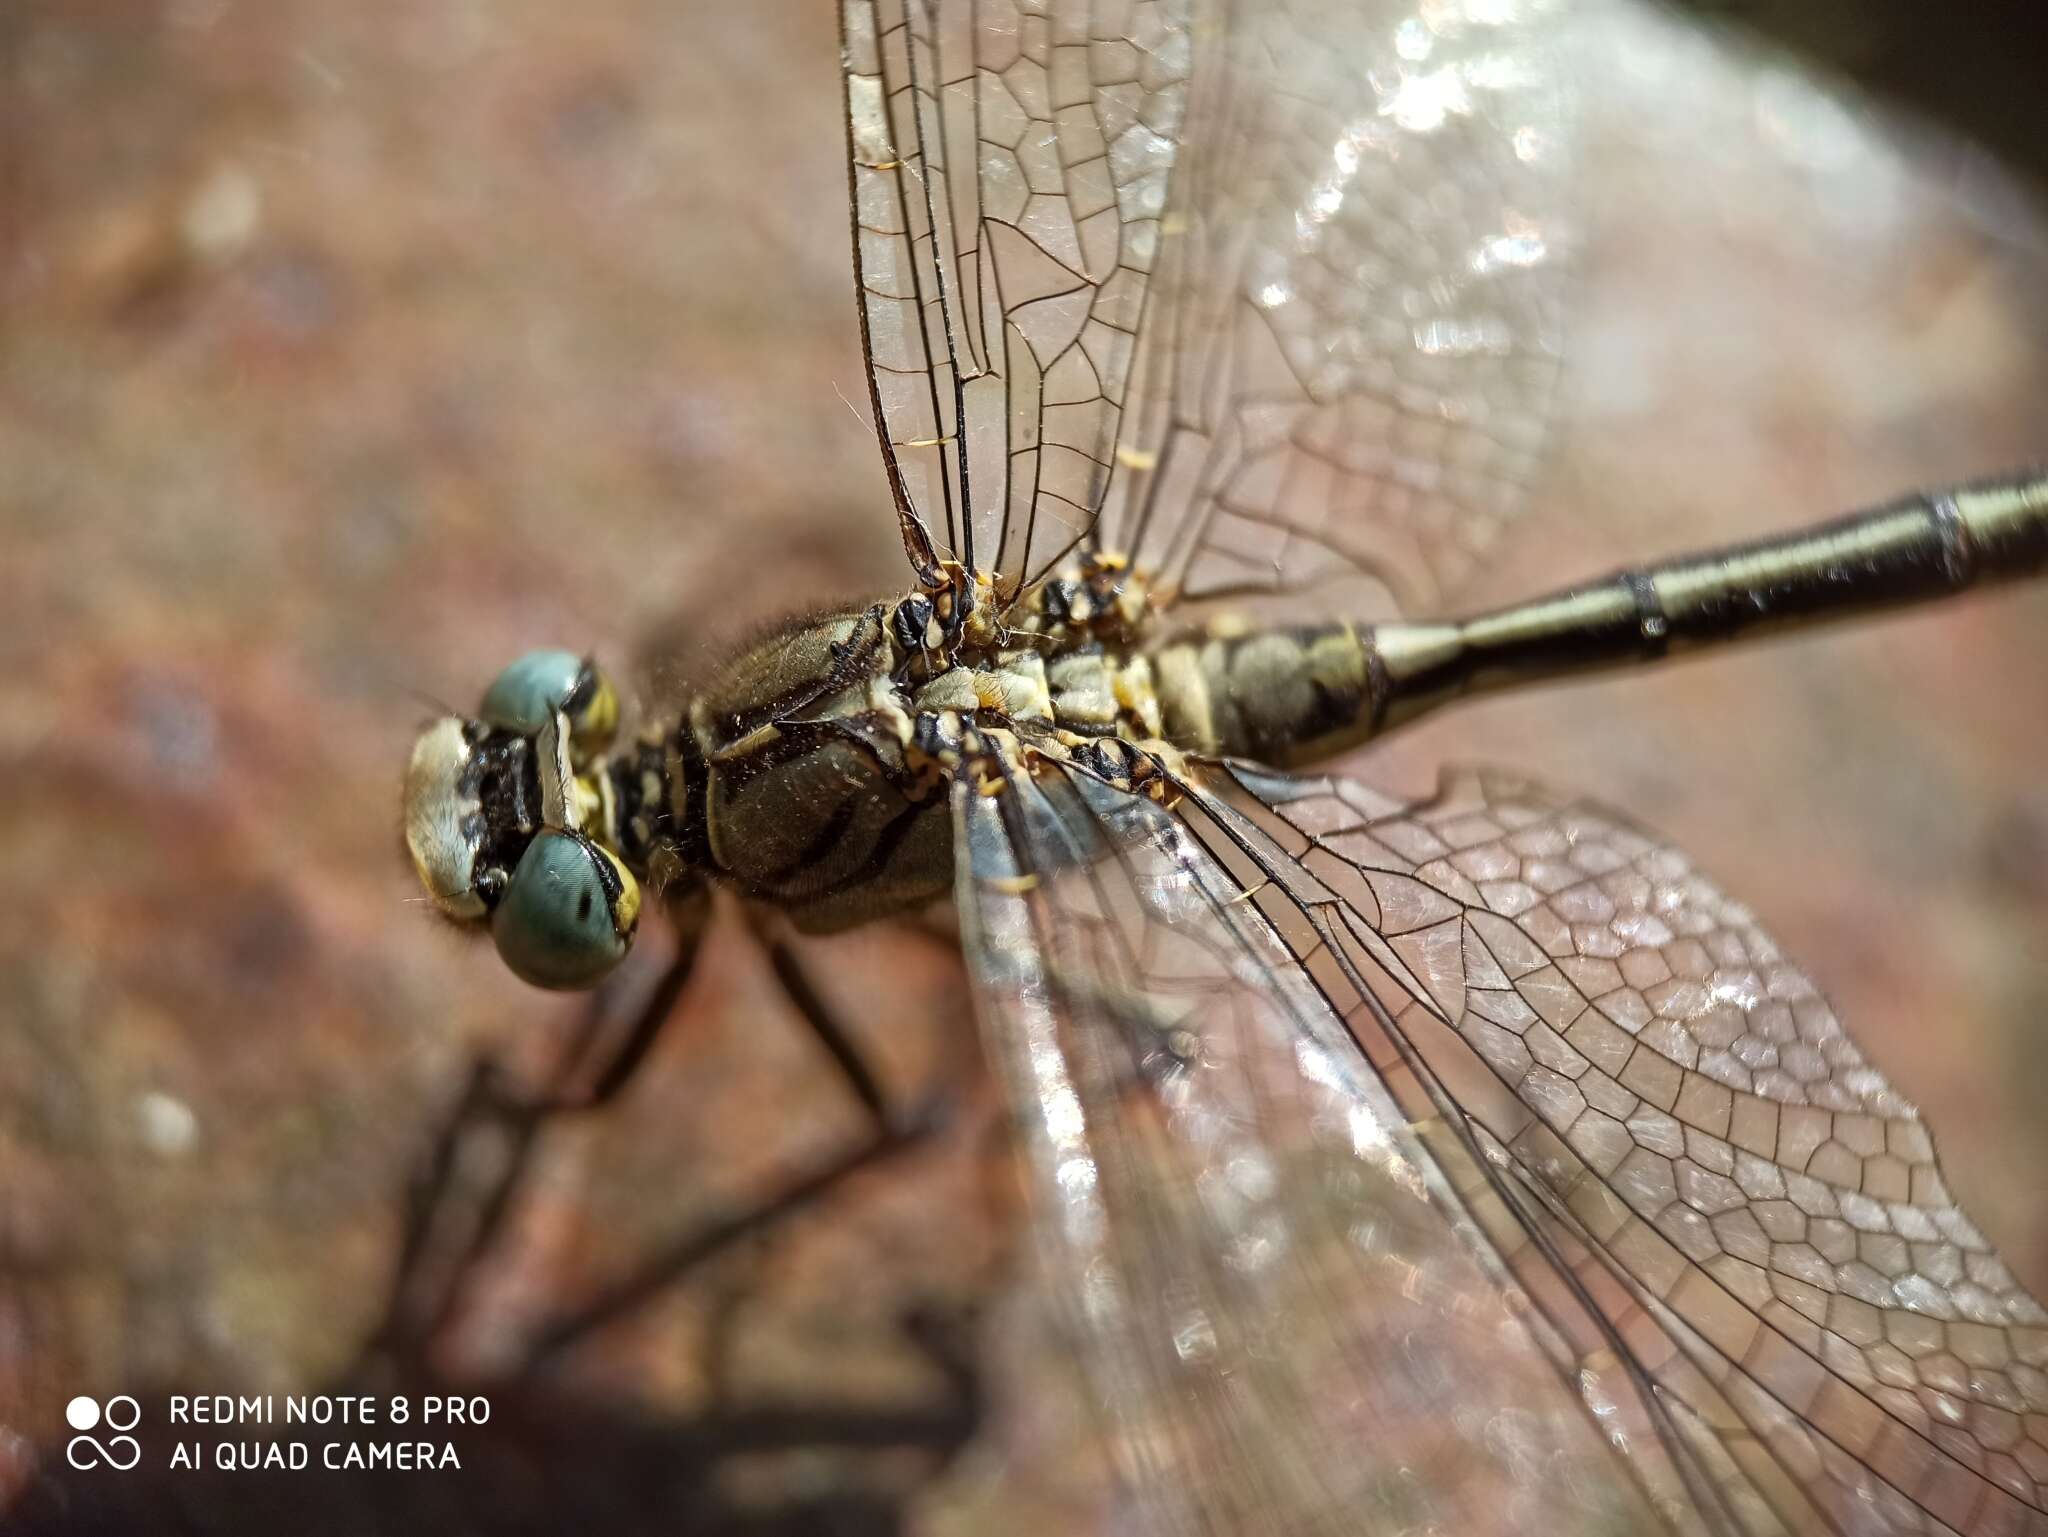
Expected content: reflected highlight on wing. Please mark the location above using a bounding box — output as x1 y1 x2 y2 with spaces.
952 762 1671 1536
1099 0 1571 620
1205 761 2048 1536
841 0 1571 617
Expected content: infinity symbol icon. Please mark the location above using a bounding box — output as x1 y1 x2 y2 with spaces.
65 1395 142 1471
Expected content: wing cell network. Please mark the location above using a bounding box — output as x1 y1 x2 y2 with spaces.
1097 0 1572 619
842 0 1568 613
952 762 1671 1535
855 6 2047 1534
842 0 1195 590
1202 760 2048 1536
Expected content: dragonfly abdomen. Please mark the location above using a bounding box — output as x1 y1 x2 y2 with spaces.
1143 474 2048 766
1366 473 2048 733
1145 623 1381 766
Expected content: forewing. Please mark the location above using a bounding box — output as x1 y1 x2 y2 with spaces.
841 0 1195 589
1206 760 2048 1536
952 764 1677 1535
1096 0 1571 620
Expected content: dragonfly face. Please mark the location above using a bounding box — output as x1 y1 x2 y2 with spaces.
403 650 641 988
386 0 2048 1530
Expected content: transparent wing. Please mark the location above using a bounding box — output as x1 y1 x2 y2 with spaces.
841 0 1195 589
952 762 1691 1536
839 0 1566 610
1205 759 2048 1536
1098 0 1571 620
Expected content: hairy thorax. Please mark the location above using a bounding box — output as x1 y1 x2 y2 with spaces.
580 556 1380 932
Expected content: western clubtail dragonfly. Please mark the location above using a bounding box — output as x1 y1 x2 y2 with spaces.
398 0 2048 1532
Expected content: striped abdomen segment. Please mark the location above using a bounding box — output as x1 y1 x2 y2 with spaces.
1150 622 1379 767
1150 473 2048 767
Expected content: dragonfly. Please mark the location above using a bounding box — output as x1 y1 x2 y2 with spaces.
396 0 2048 1532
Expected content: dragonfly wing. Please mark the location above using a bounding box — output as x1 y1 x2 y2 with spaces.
1202 759 2048 1536
1097 0 1572 620
841 0 1196 590
952 762 1686 1535
839 0 1569 613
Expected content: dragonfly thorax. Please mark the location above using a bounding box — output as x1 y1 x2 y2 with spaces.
403 552 1400 987
667 587 1179 935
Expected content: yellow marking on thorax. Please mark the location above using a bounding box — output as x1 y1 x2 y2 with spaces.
710 721 782 763
1113 655 1164 739
582 770 614 845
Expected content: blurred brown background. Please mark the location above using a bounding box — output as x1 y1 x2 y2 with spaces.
2 2 2045 1534
1683 0 2048 201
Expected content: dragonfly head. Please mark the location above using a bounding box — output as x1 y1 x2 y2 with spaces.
403 650 642 990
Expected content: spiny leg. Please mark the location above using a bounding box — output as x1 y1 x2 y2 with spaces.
519 917 949 1367
367 905 940 1373
763 931 891 1131
766 907 992 1129
366 901 711 1368
519 1114 936 1369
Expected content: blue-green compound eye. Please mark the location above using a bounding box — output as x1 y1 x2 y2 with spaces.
479 650 618 758
490 830 641 990
479 649 582 732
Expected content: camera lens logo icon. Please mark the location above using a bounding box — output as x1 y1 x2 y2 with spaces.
65 1395 142 1471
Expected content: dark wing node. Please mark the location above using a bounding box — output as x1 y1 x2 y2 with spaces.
842 0 1195 595
952 761 1673 1536
1203 759 2048 1537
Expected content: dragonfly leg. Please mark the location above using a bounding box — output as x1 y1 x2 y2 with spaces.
748 905 984 1136
518 1111 937 1370
365 912 709 1368
365 905 953 1374
762 936 892 1131
517 922 963 1369
534 934 702 1111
